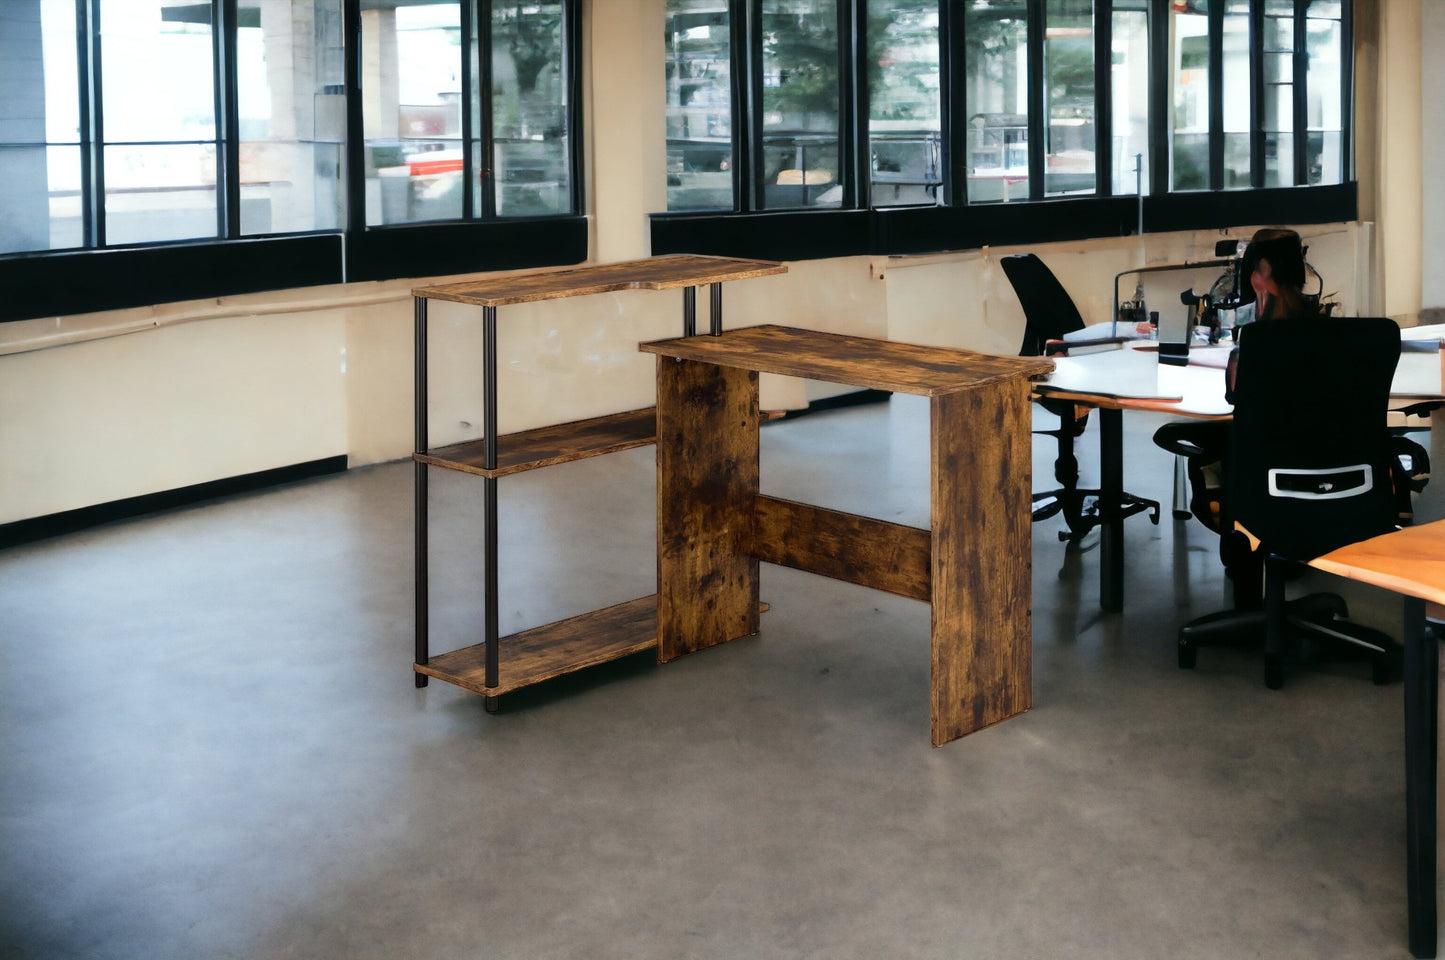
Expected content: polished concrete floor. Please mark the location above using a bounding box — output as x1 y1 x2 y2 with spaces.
1 395 1436 960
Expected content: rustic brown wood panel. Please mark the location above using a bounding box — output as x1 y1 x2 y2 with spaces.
415 407 657 478
751 495 932 601
641 325 1054 397
655 358 760 661
414 595 659 695
929 381 1034 745
413 255 786 306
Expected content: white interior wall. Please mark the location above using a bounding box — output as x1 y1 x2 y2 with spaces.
1420 1 1445 317
0 3 1421 527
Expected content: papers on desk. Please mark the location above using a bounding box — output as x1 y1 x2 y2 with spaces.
1396 325 1444 398
1061 320 1148 344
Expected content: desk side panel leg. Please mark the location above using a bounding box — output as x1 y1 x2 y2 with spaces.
655 358 760 661
929 382 1034 745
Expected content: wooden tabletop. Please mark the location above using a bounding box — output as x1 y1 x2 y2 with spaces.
412 255 787 306
1308 519 1445 608
640 324 1054 397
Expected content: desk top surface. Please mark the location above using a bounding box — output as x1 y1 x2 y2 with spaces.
1036 339 1444 417
412 255 787 306
641 325 1054 397
1308 520 1445 607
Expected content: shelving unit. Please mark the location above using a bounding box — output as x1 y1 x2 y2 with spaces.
411 254 787 706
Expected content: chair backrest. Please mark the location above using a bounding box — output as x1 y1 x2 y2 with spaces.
1001 253 1087 356
1227 316 1401 560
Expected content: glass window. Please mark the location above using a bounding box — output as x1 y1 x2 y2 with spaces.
237 3 346 236
1221 0 1251 188
1111 0 1148 196
1306 0 1344 185
362 4 463 226
98 1 218 245
1044 0 1094 196
0 0 78 254
867 1 941 207
1260 0 1293 187
490 1 571 217
759 0 841 210
965 0 1029 203
665 1 733 212
1170 3 1209 191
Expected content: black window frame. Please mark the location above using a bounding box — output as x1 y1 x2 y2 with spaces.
0 0 586 324
652 0 1357 262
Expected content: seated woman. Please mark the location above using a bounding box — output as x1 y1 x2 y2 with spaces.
1152 228 1317 597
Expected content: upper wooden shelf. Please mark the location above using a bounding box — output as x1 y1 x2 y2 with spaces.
412 255 787 307
416 407 656 478
640 324 1055 397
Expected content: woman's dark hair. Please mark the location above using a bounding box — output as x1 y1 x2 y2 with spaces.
1239 227 1313 319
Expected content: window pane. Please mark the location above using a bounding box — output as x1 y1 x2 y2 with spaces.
1221 0 1250 188
1111 4 1148 196
363 4 463 226
491 0 571 217
1306 0 1343 184
760 0 841 210
0 145 81 253
1170 7 1208 190
103 143 218 244
1045 0 1094 196
0 1 80 254
665 0 733 212
100 0 216 143
965 1 1028 202
237 2 345 235
868 0 941 208
1261 0 1293 186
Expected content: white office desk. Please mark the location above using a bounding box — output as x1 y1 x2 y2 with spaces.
1034 338 1445 612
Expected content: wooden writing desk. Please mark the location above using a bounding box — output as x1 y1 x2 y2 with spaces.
1308 521 1445 959
640 325 1054 745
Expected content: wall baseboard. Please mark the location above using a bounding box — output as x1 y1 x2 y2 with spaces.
0 456 349 549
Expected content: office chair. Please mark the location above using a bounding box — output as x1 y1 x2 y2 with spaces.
1002 253 1161 542
1176 316 1404 689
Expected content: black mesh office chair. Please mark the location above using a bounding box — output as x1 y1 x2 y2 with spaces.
1002 253 1160 542
1176 316 1404 689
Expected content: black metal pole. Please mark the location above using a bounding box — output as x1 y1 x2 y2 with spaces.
1098 407 1124 612
684 286 697 336
1403 594 1438 957
710 282 723 336
483 306 499 707
414 296 430 686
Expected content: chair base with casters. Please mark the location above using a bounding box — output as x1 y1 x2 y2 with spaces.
1031 397 1161 542
1177 556 1399 688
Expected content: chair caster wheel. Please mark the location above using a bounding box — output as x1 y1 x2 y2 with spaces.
1177 642 1197 670
1264 659 1284 690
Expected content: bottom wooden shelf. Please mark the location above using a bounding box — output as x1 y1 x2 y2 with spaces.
415 595 771 697
416 595 659 696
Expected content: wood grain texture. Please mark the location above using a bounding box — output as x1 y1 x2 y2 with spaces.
1307 520 1445 607
641 325 1054 396
655 358 760 661
751 494 932 601
415 407 656 478
929 381 1034 745
414 595 659 695
412 255 786 306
